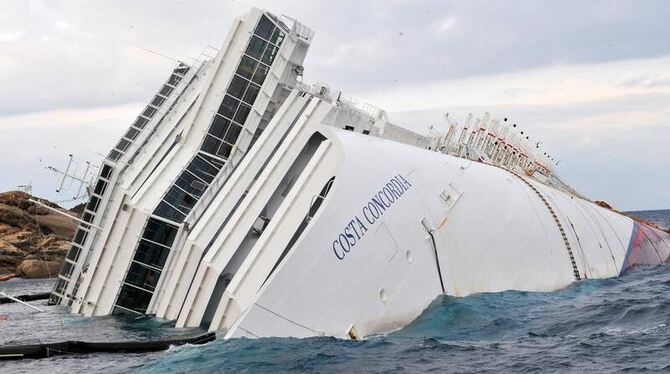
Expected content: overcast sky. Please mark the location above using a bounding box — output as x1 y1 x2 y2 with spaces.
1 0 668 210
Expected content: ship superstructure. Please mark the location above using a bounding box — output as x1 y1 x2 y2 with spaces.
52 8 670 339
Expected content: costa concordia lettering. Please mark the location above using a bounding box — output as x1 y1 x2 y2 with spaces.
50 8 670 340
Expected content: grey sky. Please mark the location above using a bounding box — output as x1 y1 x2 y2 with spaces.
1 0 669 210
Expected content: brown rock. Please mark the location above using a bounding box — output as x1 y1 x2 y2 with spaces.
0 191 78 277
0 238 19 253
15 259 62 279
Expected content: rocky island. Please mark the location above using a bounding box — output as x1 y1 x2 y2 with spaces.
0 191 76 278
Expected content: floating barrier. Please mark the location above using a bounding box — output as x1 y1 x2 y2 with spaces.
0 332 216 360
0 292 51 305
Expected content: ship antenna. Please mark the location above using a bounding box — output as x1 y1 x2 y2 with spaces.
124 42 183 64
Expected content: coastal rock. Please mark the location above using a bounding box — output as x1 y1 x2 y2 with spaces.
0 191 78 276
15 259 62 278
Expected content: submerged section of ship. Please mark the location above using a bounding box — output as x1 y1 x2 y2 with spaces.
51 8 670 340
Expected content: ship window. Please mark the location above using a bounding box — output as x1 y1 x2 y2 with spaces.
164 186 197 215
237 56 257 79
124 127 140 141
151 95 166 107
142 106 158 118
142 218 178 246
256 15 275 40
251 64 268 85
217 143 233 159
228 75 248 100
93 179 107 196
82 212 94 223
174 65 190 76
175 170 207 198
199 152 225 169
202 135 222 155
61 260 75 278
234 103 251 124
125 261 161 291
261 45 277 65
66 246 81 262
188 153 221 183
115 138 132 152
86 196 100 212
53 277 68 294
270 28 284 46
344 126 354 131
217 95 239 120
133 117 149 129
224 123 243 145
168 74 181 86
159 85 173 97
242 83 260 104
246 36 266 60
100 164 113 179
135 240 171 268
115 285 153 314
209 115 231 139
108 149 122 161
73 229 88 245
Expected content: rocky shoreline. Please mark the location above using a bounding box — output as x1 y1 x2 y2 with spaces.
0 191 76 278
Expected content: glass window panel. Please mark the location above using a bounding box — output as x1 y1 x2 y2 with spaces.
124 127 140 141
108 150 122 161
168 74 181 86
217 95 239 120
217 143 233 159
66 246 81 262
209 115 230 139
125 261 161 291
93 179 107 196
54 278 67 294
224 123 243 145
200 152 225 169
237 56 257 79
255 15 275 40
234 103 251 125
175 65 190 75
153 201 186 223
261 45 277 65
175 170 206 198
159 85 173 97
142 106 158 118
270 28 285 46
242 83 260 104
82 212 94 223
142 217 179 246
188 154 221 183
135 240 171 268
133 117 149 129
251 64 269 85
73 229 88 245
116 138 131 152
228 75 248 100
101 165 113 179
164 185 198 214
245 36 266 60
115 285 153 314
151 95 166 107
61 261 74 277
86 196 101 212
201 135 222 155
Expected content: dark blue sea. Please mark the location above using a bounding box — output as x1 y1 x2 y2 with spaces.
2 210 669 373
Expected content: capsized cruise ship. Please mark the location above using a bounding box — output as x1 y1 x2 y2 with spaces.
50 8 670 340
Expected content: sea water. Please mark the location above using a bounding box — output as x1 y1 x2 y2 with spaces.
2 210 669 373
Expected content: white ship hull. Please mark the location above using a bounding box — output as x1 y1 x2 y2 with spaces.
50 8 670 341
